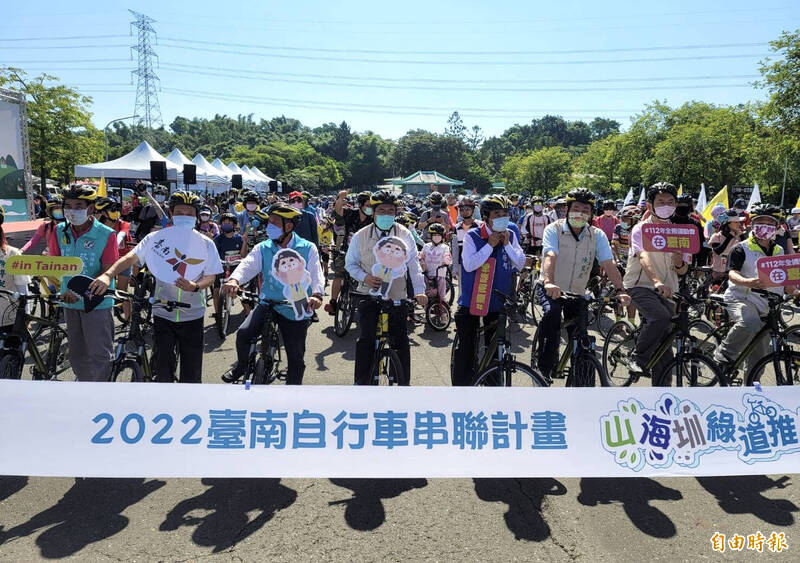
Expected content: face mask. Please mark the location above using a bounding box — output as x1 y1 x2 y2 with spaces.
491 216 510 232
221 223 234 233
64 208 89 225
291 201 303 210
108 211 121 221
654 205 676 220
200 213 211 222
375 214 395 231
363 207 373 216
155 195 165 203
431 235 443 245
604 210 614 217
246 203 258 211
251 219 260 228
432 204 441 211
567 211 589 229
52 210 64 221
620 222 631 231
267 222 284 240
533 204 543 212
172 215 196 230
753 224 777 240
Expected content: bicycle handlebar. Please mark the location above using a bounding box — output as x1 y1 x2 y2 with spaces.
236 289 288 307
104 289 191 309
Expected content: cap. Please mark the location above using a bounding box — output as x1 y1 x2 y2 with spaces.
288 191 303 200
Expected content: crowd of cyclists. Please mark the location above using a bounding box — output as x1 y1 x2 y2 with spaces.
4 178 800 389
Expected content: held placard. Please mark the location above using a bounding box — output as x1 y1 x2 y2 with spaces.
6 255 83 277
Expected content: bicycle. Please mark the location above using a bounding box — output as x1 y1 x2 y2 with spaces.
361 294 413 385
424 264 453 331
696 289 800 387
106 289 190 382
334 270 356 337
216 252 242 338
0 288 70 381
602 291 720 386
530 290 616 387
224 290 287 385
450 290 547 387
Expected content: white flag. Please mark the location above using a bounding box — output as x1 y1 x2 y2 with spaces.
622 187 634 207
696 183 708 215
637 187 646 206
747 183 761 212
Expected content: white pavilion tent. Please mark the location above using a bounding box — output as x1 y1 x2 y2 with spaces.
210 158 233 181
74 140 179 181
240 165 264 189
191 154 229 193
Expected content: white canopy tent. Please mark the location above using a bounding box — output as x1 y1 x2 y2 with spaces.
227 161 256 188
240 165 264 189
74 140 179 181
251 165 274 183
191 154 229 193
166 148 193 168
210 158 233 181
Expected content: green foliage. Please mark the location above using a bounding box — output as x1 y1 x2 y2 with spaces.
501 146 572 196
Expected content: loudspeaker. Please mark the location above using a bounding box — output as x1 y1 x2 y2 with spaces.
232 174 243 190
268 180 278 193
183 164 197 185
150 160 167 183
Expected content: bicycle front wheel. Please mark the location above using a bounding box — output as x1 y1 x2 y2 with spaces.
334 290 354 337
112 359 145 382
746 349 800 386
473 361 548 387
567 353 610 387
660 352 720 387
371 348 403 385
602 321 638 386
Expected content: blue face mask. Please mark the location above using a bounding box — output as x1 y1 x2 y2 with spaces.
221 223 234 233
172 215 196 230
492 216 510 232
363 207 373 216
251 219 260 228
375 214 395 231
267 222 284 240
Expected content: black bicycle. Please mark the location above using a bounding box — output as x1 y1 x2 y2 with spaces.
334 270 356 337
225 290 287 385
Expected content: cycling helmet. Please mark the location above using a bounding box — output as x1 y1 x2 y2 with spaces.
646 181 678 202
602 200 616 211
242 190 259 204
219 212 237 224
555 198 567 206
94 196 120 213
479 194 509 217
621 205 641 218
152 185 168 195
62 184 98 202
458 195 478 208
370 190 399 208
792 207 800 215
199 205 212 217
677 194 693 206
356 191 372 206
427 223 446 237
565 188 596 209
265 203 302 224
46 195 63 210
301 191 311 202
749 203 783 224
395 213 414 227
733 198 747 209
717 209 743 225
531 196 544 204
168 191 201 212
429 191 444 206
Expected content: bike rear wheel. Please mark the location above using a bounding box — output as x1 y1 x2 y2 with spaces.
217 294 233 339
746 349 800 386
334 286 354 337
473 360 547 387
0 353 24 380
601 321 638 386
425 300 451 331
371 347 403 385
659 351 720 387
567 352 609 387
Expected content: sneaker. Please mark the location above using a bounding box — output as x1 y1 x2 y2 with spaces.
222 364 243 383
713 350 732 374
628 359 646 377
324 300 337 315
311 311 319 323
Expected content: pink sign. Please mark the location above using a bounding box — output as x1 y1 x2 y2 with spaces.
756 254 800 287
642 224 700 253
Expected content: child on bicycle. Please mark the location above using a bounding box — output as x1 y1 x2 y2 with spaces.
420 224 452 301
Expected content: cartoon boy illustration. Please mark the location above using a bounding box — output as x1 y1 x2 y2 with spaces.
370 236 409 299
272 248 312 320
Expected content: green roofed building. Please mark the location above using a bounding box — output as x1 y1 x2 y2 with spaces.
392 170 464 195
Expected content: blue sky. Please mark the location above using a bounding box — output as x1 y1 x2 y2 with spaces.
2 0 797 139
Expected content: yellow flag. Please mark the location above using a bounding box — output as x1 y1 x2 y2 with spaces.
97 176 107 197
677 184 683 197
794 194 800 210
702 186 728 224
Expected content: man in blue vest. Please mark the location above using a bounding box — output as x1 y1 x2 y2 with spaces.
451 194 526 386
288 190 319 249
222 203 324 384
50 184 119 381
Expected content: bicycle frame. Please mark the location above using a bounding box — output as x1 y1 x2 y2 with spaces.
113 297 153 380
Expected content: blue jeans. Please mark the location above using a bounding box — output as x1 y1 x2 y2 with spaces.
535 285 588 380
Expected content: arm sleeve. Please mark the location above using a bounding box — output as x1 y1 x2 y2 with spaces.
461 233 493 273
21 223 47 252
100 232 120 265
541 223 559 256
305 243 325 295
344 231 369 282
504 231 527 271
308 213 319 247
203 239 224 276
712 233 734 255
594 231 614 263
230 246 263 284
405 232 426 296
629 224 644 255
726 245 746 273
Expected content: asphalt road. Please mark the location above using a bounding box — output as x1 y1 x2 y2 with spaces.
0 296 798 561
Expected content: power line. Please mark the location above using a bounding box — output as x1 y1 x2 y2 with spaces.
159 38 769 57
159 44 768 65
2 59 130 64
158 66 755 93
0 34 129 42
0 44 130 50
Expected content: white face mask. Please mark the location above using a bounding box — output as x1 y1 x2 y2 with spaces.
291 201 303 210
246 203 258 211
64 208 89 225
567 211 589 229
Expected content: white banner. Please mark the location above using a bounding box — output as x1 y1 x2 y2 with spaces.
1 381 800 478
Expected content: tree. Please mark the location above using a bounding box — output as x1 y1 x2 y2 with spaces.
346 132 393 188
466 125 484 151
444 111 466 140
0 68 104 185
501 146 572 196
393 130 470 180
758 29 800 136
589 117 621 141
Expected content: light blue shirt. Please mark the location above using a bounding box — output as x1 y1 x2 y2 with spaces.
541 221 614 263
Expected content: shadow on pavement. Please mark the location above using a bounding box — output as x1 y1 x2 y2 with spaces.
411 326 453 349
329 478 428 531
0 478 165 558
577 477 682 538
696 475 797 527
0 476 27 504
159 478 297 553
315 326 357 371
473 478 567 541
